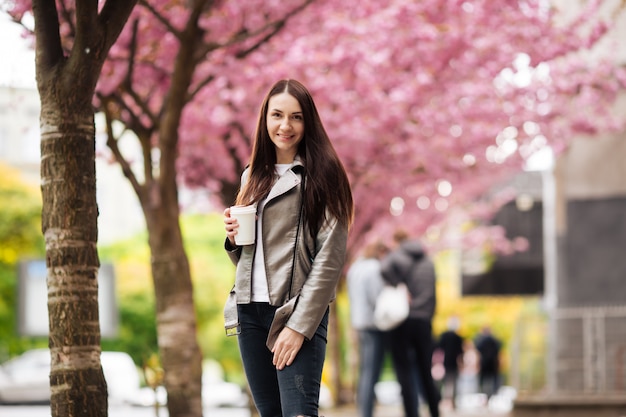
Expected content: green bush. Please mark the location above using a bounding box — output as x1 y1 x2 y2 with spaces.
0 164 46 362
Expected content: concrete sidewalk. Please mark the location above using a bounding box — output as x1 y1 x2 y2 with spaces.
323 402 512 417
321 384 515 417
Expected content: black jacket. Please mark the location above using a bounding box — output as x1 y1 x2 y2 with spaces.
381 240 436 320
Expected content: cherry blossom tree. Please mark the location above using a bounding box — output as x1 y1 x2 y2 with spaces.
174 0 625 397
177 0 626 254
6 0 317 415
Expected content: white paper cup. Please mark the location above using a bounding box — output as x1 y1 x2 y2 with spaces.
230 205 256 245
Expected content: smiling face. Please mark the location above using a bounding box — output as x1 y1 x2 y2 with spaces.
266 92 304 164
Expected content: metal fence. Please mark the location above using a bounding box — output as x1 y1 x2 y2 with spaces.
510 305 626 395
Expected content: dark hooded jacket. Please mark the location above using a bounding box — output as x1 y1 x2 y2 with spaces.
380 240 436 320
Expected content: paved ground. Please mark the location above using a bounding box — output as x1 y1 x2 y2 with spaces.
0 405 249 417
1 402 512 417
0 406 509 417
1 390 513 417
324 402 512 417
322 380 515 417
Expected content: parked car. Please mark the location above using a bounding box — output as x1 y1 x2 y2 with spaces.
129 359 249 408
202 378 249 408
0 348 141 405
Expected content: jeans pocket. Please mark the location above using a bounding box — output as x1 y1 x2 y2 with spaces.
314 308 329 343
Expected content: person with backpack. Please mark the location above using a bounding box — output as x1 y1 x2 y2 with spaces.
380 230 440 417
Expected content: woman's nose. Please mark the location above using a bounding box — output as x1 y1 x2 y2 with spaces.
280 118 291 129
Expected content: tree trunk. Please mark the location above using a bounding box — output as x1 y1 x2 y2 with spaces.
143 188 203 417
40 96 107 416
33 3 138 414
28 1 138 416
329 302 346 405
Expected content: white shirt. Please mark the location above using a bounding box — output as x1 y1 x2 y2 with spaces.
251 163 294 301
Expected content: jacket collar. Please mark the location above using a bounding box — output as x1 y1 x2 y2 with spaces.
266 157 304 201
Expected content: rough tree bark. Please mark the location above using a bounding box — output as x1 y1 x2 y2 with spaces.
33 1 137 416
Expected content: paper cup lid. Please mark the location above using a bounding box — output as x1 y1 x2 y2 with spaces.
230 205 256 214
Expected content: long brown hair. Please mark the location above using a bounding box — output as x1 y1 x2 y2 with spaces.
236 79 354 235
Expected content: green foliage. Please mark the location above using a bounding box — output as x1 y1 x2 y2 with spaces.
0 164 44 264
0 164 47 362
100 291 158 369
0 165 44 265
0 263 48 362
98 230 157 368
0 264 16 350
181 213 242 383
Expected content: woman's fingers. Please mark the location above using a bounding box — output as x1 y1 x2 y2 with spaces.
271 327 305 370
224 208 238 244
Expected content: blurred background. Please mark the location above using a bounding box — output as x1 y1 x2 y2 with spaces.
0 1 625 416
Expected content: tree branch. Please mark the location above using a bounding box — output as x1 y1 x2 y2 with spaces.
138 0 184 40
101 96 145 200
189 0 313 100
71 0 101 74
98 0 137 49
115 21 161 128
99 0 140 50
31 0 64 71
197 0 314 58
99 91 156 185
158 0 209 161
188 74 215 100
74 0 98 40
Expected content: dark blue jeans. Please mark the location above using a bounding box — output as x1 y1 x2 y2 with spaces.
357 329 387 417
389 318 440 417
237 302 328 417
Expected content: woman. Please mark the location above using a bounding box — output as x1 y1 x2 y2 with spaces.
223 79 353 417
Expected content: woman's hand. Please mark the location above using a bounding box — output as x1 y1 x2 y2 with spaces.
223 207 238 246
271 327 305 370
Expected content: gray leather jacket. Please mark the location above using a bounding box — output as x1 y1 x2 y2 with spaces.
225 160 348 347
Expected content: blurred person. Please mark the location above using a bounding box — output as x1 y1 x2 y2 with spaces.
474 326 502 399
223 79 353 417
381 230 440 417
435 316 464 409
347 240 390 417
